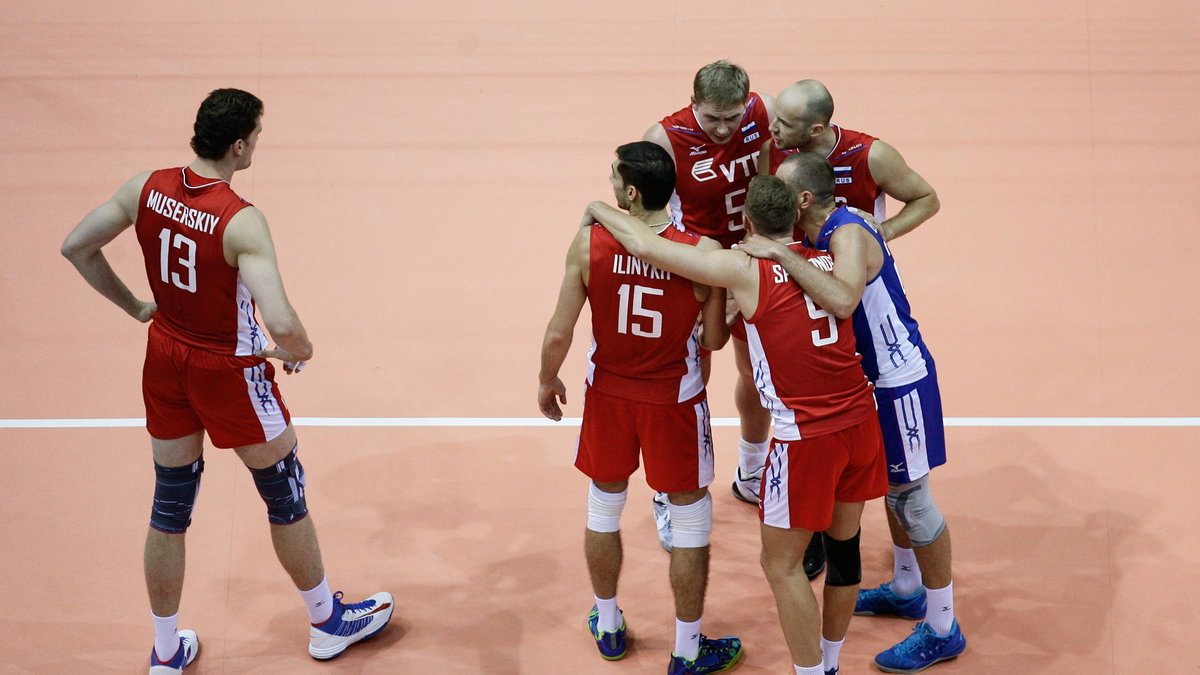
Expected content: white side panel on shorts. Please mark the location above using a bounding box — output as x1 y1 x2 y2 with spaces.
244 363 287 441
761 441 791 529
585 333 597 387
894 389 930 480
693 398 714 488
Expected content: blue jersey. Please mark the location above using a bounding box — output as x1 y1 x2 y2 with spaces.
808 207 933 388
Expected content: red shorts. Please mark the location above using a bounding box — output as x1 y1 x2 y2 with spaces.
575 386 714 494
758 415 888 531
142 325 291 449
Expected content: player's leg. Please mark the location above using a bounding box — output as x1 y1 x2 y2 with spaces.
731 336 770 502
760 524 822 670
142 332 205 672
233 426 394 660
575 387 639 660
146 430 205 672
646 395 740 674
818 500 866 674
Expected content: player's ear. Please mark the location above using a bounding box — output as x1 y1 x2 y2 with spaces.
626 183 638 204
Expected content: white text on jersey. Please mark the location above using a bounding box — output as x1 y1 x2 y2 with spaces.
613 255 672 280
146 190 219 235
691 151 761 183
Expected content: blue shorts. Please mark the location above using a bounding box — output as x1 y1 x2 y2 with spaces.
873 362 947 484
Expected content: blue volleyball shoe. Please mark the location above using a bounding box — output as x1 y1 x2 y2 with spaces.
854 582 927 619
148 629 199 674
309 591 394 660
586 605 627 660
668 634 743 674
873 619 966 673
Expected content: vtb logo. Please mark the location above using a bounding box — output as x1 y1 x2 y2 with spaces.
691 152 760 183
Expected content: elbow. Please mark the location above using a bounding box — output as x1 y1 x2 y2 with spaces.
926 191 941 217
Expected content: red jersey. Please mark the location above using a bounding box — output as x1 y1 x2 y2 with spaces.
768 124 884 221
661 94 772 249
742 244 876 439
134 166 261 356
585 224 705 404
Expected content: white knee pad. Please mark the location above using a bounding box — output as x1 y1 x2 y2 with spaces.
666 493 712 548
587 483 627 533
885 474 946 547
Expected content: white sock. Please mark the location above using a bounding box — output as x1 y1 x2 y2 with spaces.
925 581 955 635
821 636 844 671
595 595 621 632
738 438 768 474
674 618 701 660
891 544 922 596
300 575 334 624
794 664 823 674
151 611 180 662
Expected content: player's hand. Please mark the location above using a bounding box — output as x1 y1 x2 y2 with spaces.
256 347 308 375
734 234 788 261
538 378 567 421
580 205 595 229
131 300 157 323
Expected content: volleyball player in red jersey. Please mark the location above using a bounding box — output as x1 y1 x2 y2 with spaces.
643 60 782 533
62 89 392 673
539 141 743 675
734 79 944 581
588 175 887 675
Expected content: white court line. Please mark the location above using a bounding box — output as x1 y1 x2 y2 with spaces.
0 417 1198 429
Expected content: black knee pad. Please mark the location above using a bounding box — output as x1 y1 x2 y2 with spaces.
822 529 862 587
249 446 308 525
150 458 204 534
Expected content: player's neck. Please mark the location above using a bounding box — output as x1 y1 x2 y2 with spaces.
799 204 838 239
627 206 672 231
812 126 838 156
188 157 235 183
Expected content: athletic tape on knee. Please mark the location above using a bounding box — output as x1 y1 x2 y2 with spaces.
150 458 204 534
666 493 713 548
586 483 627 533
249 446 308 525
822 529 862 587
885 475 946 547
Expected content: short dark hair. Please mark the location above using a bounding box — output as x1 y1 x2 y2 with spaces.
778 152 836 207
615 141 676 211
190 89 263 160
745 175 797 235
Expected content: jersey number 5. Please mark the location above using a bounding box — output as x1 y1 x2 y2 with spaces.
616 283 663 338
804 293 838 346
158 228 197 293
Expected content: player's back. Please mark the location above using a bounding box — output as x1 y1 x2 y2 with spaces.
809 208 932 388
661 94 771 249
134 166 262 355
742 244 876 439
586 224 705 404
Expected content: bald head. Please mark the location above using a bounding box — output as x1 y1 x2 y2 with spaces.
776 79 834 127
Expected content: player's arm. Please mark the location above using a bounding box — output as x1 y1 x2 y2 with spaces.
587 202 754 294
757 139 774 175
538 227 590 421
735 225 876 319
868 140 939 242
695 236 730 352
223 207 313 369
60 172 157 322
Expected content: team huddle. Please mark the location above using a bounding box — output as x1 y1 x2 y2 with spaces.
538 61 966 674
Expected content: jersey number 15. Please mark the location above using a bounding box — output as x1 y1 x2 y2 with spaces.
616 283 663 338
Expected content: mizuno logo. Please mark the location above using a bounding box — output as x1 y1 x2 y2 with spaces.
689 144 707 156
889 463 906 473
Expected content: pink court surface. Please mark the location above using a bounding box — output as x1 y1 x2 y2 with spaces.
2 2 1198 673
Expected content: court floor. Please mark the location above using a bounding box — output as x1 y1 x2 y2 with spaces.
2 1 1198 673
